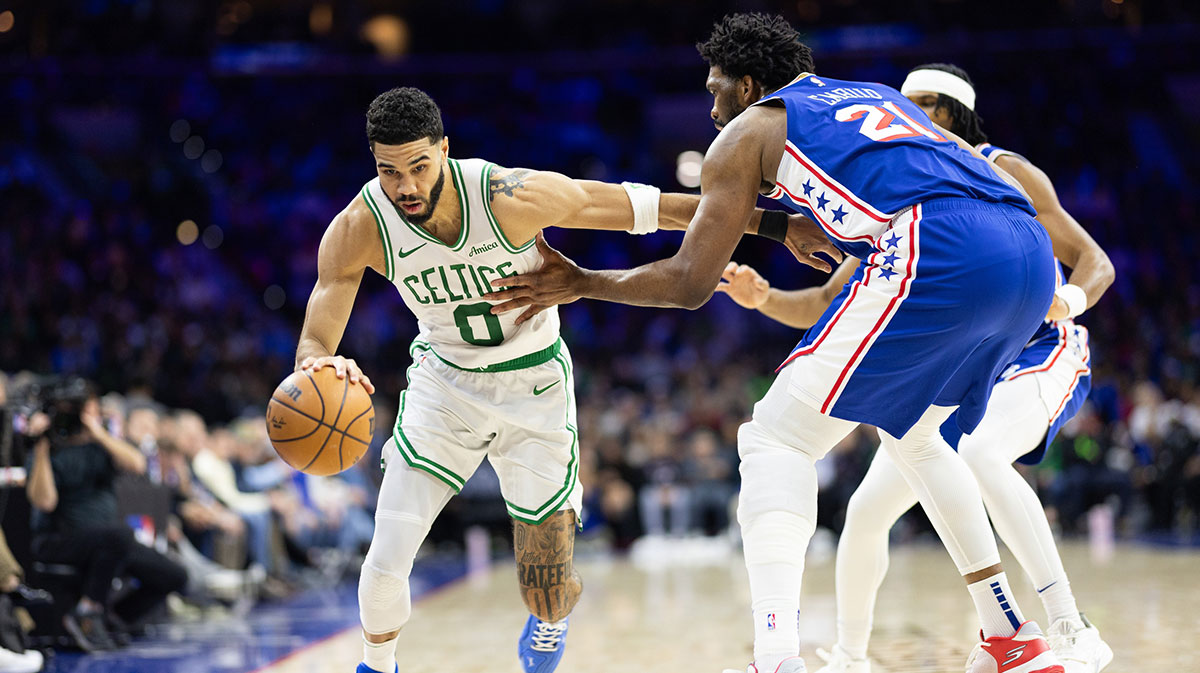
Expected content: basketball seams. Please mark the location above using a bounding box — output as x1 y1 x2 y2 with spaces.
304 369 327 421
300 373 349 473
266 402 371 446
269 395 326 426
338 405 375 471
266 398 325 444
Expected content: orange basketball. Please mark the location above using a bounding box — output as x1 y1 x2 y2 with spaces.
266 367 375 476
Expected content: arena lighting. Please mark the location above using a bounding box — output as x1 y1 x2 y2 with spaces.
263 285 286 310
310 3 333 36
169 119 191 143
183 136 205 160
176 220 199 245
0 11 15 33
362 14 410 59
201 149 223 173
201 225 224 249
675 150 704 188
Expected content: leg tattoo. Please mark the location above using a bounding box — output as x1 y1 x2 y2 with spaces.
514 510 582 622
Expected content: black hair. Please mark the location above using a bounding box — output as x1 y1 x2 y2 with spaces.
697 13 815 94
910 63 988 146
366 87 444 147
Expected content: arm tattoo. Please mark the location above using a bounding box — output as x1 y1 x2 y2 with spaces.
514 510 581 622
489 168 534 201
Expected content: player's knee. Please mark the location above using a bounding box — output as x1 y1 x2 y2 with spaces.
738 418 803 460
359 563 413 634
956 432 1006 475
362 511 426 578
741 510 814 566
736 448 818 526
883 426 948 465
843 487 875 532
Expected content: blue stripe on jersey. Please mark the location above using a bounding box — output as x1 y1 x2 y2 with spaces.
760 74 1034 260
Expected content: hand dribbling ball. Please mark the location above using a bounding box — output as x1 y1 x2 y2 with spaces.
266 367 375 476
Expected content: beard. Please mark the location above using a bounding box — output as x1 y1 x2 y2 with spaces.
393 165 446 225
715 100 749 131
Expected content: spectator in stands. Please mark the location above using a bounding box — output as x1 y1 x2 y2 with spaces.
172 411 278 574
639 428 689 537
23 380 187 651
1047 405 1134 534
682 428 735 536
0 530 48 673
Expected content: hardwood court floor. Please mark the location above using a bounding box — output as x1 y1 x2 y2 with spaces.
259 542 1199 673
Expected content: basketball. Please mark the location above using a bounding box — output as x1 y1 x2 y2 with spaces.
266 367 375 476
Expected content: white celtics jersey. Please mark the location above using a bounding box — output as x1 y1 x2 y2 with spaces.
359 158 560 371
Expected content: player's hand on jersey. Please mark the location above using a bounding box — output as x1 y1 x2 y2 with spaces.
485 232 584 325
714 262 770 309
783 215 843 273
297 355 376 394
1045 295 1070 321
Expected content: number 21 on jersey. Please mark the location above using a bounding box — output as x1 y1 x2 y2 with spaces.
835 102 945 142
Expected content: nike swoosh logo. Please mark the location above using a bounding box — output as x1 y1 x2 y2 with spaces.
397 243 427 258
533 380 560 396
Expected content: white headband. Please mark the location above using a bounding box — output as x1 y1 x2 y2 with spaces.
900 69 976 111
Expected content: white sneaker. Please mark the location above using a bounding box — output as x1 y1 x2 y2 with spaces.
814 645 871 673
1045 615 1113 673
722 657 808 673
0 645 43 673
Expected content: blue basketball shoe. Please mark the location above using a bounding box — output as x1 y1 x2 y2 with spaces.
356 663 397 673
518 614 569 673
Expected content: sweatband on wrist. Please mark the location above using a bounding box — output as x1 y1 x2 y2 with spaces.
621 182 660 235
1055 283 1088 319
757 210 788 243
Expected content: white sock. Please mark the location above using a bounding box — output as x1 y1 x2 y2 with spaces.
968 573 1024 638
838 618 871 661
1037 577 1081 626
748 562 803 673
362 634 398 673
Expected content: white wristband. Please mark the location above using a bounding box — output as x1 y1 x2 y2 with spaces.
1054 283 1088 319
621 182 660 235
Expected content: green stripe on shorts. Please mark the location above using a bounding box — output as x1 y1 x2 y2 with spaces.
504 349 579 524
392 352 468 492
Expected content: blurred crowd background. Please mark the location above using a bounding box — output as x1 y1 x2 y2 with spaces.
1 0 1199 656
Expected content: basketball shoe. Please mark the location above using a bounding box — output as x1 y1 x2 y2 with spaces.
813 645 871 673
518 615 568 673
722 656 808 673
355 664 397 673
966 621 1065 673
1045 614 1113 673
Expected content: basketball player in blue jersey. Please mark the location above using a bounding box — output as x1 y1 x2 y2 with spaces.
485 14 1069 673
716 64 1115 673
291 87 833 673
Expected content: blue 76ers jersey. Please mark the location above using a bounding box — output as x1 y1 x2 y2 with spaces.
757 74 1035 260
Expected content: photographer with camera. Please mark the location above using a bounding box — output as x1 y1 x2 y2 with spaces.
23 379 186 652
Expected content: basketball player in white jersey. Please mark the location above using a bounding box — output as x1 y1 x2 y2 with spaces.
715 63 1115 673
292 87 837 673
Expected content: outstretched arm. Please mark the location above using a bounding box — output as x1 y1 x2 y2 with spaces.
294 199 382 393
996 155 1114 319
716 258 860 329
486 166 839 272
484 109 773 313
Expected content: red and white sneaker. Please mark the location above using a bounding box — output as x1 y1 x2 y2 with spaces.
722 656 808 673
966 621 1065 673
